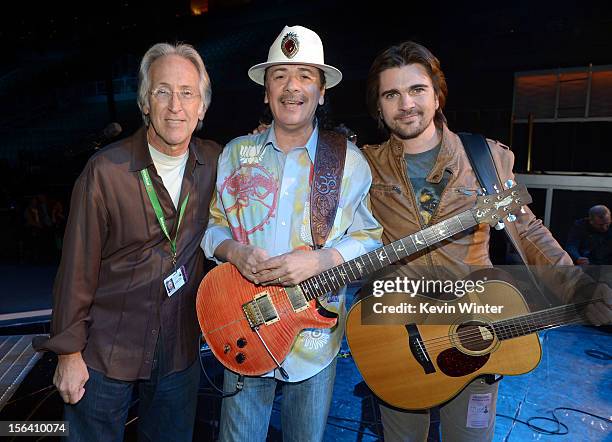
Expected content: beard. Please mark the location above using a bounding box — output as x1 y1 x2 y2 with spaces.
387 110 435 140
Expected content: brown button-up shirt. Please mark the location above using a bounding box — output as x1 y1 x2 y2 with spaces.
33 127 220 381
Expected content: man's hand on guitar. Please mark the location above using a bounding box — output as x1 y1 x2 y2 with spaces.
254 248 344 286
216 239 270 283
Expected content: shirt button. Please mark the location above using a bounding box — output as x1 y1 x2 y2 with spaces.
284 191 289 196
281 221 286 226
151 330 157 335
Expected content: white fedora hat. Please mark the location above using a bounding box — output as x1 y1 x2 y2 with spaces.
248 25 342 89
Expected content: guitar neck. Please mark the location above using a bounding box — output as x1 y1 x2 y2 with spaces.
298 210 478 300
493 301 594 339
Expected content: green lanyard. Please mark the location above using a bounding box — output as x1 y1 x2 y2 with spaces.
140 169 189 267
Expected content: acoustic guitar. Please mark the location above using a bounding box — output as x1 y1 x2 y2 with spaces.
196 184 531 376
345 278 596 410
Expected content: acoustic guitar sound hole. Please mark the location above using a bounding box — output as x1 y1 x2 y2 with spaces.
456 321 495 352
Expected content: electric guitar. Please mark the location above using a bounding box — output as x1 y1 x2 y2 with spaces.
196 184 531 376
345 280 596 410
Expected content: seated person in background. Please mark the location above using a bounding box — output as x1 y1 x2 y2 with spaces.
566 205 612 265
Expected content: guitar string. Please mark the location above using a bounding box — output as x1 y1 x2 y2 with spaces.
419 305 590 348
419 314 588 353
414 300 596 347
415 304 593 349
419 317 587 354
421 316 587 353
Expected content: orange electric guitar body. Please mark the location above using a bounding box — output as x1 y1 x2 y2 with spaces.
196 262 337 376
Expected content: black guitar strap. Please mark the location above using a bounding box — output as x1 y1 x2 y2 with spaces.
457 132 531 266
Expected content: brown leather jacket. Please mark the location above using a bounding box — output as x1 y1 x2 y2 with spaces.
361 124 572 281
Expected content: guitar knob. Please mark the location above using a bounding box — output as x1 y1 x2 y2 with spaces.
494 221 505 230
237 337 247 348
520 207 526 214
235 353 246 364
506 214 517 222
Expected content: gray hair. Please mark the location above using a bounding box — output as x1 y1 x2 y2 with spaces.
137 42 211 130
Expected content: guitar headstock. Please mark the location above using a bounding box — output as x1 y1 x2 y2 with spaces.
472 183 532 227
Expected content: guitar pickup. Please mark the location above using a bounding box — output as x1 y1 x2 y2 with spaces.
242 291 279 328
286 286 308 313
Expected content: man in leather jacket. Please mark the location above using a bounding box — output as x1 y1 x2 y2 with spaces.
359 41 612 442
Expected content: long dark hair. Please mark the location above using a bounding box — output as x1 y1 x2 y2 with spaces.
366 41 448 130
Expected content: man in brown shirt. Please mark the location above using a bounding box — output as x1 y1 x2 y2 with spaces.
33 42 220 441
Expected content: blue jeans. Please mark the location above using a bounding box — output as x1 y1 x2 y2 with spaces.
219 358 338 442
64 361 200 442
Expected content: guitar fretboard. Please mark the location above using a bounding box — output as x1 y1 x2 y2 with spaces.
298 210 478 300
492 301 592 340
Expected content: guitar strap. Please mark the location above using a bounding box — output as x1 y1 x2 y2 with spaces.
457 132 531 266
310 130 347 249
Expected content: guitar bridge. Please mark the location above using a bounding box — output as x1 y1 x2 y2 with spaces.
406 324 435 374
242 291 279 328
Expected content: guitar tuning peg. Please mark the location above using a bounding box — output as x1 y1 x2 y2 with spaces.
506 214 517 222
494 221 506 230
504 179 515 189
493 184 500 193
476 188 485 196
520 207 526 214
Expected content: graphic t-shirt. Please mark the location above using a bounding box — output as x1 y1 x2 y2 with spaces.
405 144 449 225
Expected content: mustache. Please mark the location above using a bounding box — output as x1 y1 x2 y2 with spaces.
394 110 421 119
280 92 306 103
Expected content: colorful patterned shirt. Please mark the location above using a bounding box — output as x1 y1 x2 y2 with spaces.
202 124 382 381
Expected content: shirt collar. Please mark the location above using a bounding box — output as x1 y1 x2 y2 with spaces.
129 126 205 172
263 122 319 163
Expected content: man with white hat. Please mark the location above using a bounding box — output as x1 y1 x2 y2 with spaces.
202 25 382 441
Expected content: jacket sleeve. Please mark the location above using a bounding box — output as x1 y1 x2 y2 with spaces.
489 143 572 266
33 159 108 354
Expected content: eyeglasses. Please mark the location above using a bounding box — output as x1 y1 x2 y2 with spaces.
150 87 201 103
